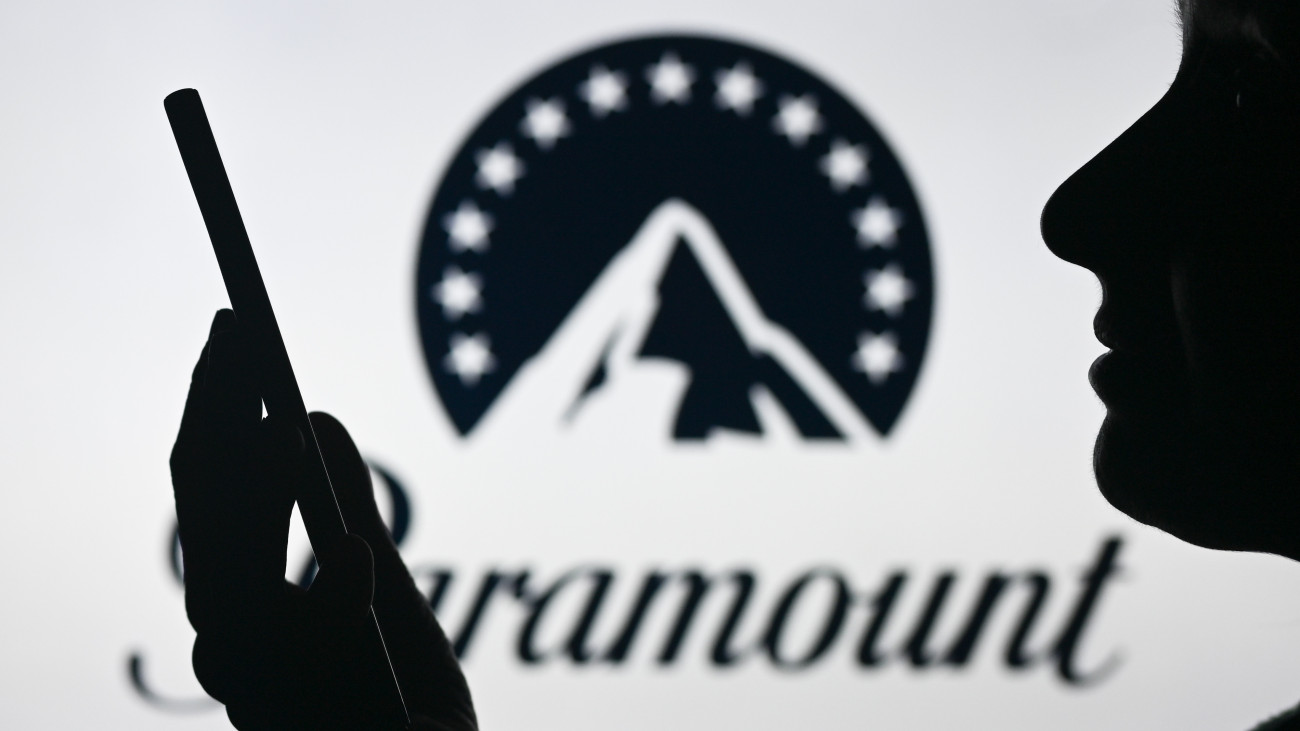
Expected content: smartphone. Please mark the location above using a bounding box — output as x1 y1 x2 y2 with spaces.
165 88 410 728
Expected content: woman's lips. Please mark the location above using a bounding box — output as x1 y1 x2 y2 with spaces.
1089 349 1179 414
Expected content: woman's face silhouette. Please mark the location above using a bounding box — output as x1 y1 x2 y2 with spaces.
1042 0 1300 556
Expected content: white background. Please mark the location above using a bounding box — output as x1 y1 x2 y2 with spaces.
4 1 1300 729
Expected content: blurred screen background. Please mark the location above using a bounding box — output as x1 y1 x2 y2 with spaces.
3 2 1299 729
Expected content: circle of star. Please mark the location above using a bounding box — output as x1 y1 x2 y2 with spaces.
444 332 496 386
432 266 484 320
431 46 913 389
851 331 903 385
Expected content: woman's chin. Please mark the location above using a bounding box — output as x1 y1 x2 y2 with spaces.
1092 413 1262 553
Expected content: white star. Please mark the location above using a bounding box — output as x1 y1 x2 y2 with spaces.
579 65 628 117
520 97 571 150
864 263 914 318
442 200 494 253
820 139 870 192
773 94 823 146
646 52 695 105
851 197 903 249
431 266 483 321
444 332 496 386
474 142 525 195
714 62 764 115
851 331 903 385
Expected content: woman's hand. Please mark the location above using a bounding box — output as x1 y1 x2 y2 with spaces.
170 309 476 730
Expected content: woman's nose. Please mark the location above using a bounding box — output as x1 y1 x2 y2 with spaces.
1040 88 1195 274
1040 162 1103 271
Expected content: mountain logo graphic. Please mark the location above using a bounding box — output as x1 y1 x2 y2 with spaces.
416 35 934 441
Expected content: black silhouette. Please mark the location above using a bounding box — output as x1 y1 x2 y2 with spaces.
166 88 474 729
1043 2 1300 729
1043 3 1300 556
172 314 474 729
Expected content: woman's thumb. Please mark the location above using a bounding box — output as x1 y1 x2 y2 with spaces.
309 533 375 623
309 411 389 538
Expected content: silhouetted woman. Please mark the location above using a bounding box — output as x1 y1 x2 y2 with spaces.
1043 0 1300 728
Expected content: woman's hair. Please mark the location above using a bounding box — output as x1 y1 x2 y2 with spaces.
1186 0 1300 65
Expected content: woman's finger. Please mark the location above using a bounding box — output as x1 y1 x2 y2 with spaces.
309 411 475 727
201 309 260 455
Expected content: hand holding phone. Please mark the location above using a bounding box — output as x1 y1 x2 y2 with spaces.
165 88 412 729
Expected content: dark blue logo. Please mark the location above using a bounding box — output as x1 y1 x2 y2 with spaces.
416 35 934 440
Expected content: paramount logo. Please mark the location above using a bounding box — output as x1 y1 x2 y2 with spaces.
417 34 935 441
410 537 1124 684
131 461 1125 711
